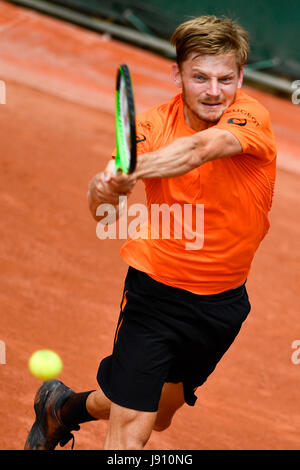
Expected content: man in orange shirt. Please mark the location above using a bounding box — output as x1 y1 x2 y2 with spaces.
25 16 276 450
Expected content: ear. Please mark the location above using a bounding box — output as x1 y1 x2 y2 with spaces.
171 63 182 88
237 67 244 88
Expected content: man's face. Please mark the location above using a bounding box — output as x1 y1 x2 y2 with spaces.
172 53 243 130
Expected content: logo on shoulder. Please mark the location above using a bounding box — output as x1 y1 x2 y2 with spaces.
227 117 247 126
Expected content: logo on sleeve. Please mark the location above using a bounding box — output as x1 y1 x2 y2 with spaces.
136 134 147 143
227 118 247 126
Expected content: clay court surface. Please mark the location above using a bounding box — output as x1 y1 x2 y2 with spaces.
0 2 299 450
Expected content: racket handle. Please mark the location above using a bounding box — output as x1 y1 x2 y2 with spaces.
113 164 123 175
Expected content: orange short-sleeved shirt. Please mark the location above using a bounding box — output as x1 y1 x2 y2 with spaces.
120 90 277 294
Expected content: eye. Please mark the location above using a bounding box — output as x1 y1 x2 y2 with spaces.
195 75 206 82
220 77 232 83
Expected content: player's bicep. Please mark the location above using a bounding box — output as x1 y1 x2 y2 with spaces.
194 128 242 164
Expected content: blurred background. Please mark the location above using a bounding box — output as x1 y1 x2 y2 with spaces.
7 0 300 92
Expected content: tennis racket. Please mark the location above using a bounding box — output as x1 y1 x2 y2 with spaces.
115 64 137 174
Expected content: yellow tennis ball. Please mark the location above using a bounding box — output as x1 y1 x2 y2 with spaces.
28 349 63 380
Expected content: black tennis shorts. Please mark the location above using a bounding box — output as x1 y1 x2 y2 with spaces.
97 267 251 412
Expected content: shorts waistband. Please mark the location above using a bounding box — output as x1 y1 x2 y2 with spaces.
127 267 247 303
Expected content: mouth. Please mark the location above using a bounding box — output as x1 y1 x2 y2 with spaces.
201 102 222 109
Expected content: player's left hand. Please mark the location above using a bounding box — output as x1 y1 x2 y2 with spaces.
104 171 137 195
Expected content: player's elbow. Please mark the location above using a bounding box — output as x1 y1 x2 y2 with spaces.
188 135 209 168
191 128 242 166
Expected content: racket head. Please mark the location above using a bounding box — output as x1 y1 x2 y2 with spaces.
115 64 137 174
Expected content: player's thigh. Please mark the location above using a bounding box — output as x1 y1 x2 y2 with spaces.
104 401 157 450
154 382 185 431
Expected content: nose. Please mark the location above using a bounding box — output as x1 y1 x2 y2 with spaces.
206 78 220 97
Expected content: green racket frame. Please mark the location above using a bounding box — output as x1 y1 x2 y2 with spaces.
115 64 137 174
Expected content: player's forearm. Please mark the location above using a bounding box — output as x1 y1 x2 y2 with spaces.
134 128 241 179
87 189 99 221
87 190 104 222
134 136 201 179
88 190 123 223
87 172 120 222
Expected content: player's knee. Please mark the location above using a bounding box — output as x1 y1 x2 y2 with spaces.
123 437 147 450
114 430 150 450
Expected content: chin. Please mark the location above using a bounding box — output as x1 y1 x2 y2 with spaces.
200 111 223 123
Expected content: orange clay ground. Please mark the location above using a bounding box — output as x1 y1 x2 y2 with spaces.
0 2 299 450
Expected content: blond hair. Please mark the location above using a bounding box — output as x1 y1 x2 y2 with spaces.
170 16 250 68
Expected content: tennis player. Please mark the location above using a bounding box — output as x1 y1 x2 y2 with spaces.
25 15 277 450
